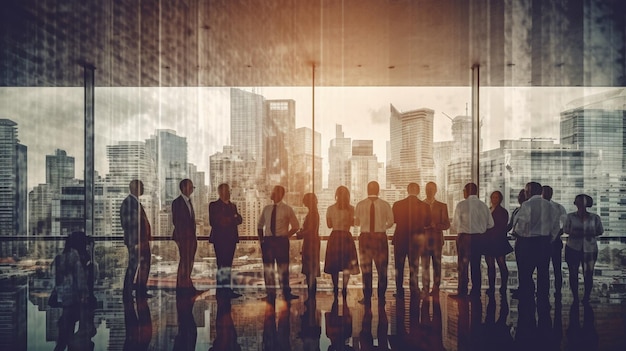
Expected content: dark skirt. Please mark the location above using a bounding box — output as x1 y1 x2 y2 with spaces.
482 229 514 257
324 230 360 275
301 236 321 277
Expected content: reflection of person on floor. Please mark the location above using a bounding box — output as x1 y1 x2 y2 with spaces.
296 192 321 298
52 232 90 351
257 185 300 301
120 179 152 299
122 297 152 351
299 297 321 351
173 293 197 351
483 293 514 350
325 299 354 351
262 302 290 351
359 304 390 351
210 293 240 351
209 183 243 299
566 302 598 351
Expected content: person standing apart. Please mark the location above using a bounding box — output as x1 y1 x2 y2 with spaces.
514 181 559 313
563 194 603 304
452 182 493 297
120 179 153 299
172 179 199 295
542 185 567 300
257 185 300 301
296 192 321 299
209 183 243 299
355 181 394 305
391 182 431 297
324 186 360 300
423 182 450 296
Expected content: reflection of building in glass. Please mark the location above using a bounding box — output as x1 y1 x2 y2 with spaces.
291 127 322 199
387 105 435 189
265 99 295 192
231 88 265 180
146 129 188 206
0 119 27 256
328 124 352 191
188 163 209 233
0 274 27 349
560 89 626 237
350 140 380 201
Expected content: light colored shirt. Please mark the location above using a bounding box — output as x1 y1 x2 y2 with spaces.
452 195 494 234
326 204 354 231
181 194 194 217
355 196 394 233
257 201 299 237
548 200 567 242
564 212 603 253
515 195 559 238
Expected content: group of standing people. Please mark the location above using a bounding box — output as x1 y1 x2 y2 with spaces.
114 177 604 307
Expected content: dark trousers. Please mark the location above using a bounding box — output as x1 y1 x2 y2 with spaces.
261 236 291 297
395 233 427 292
550 238 563 294
359 232 389 298
124 241 151 295
516 236 551 312
214 240 236 288
456 233 482 295
176 238 197 289
424 232 443 290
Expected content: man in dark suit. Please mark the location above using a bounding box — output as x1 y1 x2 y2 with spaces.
423 181 450 295
209 183 243 299
120 179 152 299
392 182 431 297
172 178 198 294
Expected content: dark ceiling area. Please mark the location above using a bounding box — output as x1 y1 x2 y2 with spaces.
1 0 625 88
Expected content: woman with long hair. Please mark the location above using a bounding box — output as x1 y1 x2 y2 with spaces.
324 186 360 299
296 192 321 298
564 194 604 304
483 191 513 294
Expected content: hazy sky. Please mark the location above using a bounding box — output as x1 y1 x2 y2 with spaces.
0 86 615 189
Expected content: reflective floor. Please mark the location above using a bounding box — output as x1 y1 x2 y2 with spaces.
13 282 626 351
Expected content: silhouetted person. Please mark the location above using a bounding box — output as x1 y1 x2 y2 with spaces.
325 299 354 351
514 181 559 314
173 293 197 351
210 292 241 351
172 179 199 295
564 194 603 304
355 181 394 305
52 233 89 351
122 296 152 351
391 182 431 297
209 183 243 299
120 179 152 299
542 185 567 300
423 182 450 296
452 182 493 297
296 192 321 299
257 185 300 301
507 189 526 299
483 191 513 294
324 186 360 300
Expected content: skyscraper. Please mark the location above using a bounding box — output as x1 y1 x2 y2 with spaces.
46 149 75 191
146 129 188 206
0 119 27 256
291 127 322 198
350 140 380 201
265 99 295 191
230 88 265 178
387 105 435 189
328 124 352 191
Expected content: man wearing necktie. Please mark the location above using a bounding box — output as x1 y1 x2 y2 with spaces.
257 185 300 301
120 179 153 299
172 179 199 295
355 181 394 304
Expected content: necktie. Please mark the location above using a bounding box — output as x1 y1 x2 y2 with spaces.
188 198 195 221
370 199 375 233
270 204 277 236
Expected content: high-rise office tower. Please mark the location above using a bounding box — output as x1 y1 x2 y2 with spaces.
230 88 265 180
146 129 188 206
328 124 352 191
0 119 27 256
387 105 435 189
291 127 322 197
265 99 295 191
45 149 75 191
350 140 379 201
560 89 626 236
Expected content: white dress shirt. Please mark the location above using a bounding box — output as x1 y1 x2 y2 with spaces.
452 195 494 234
515 195 559 238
